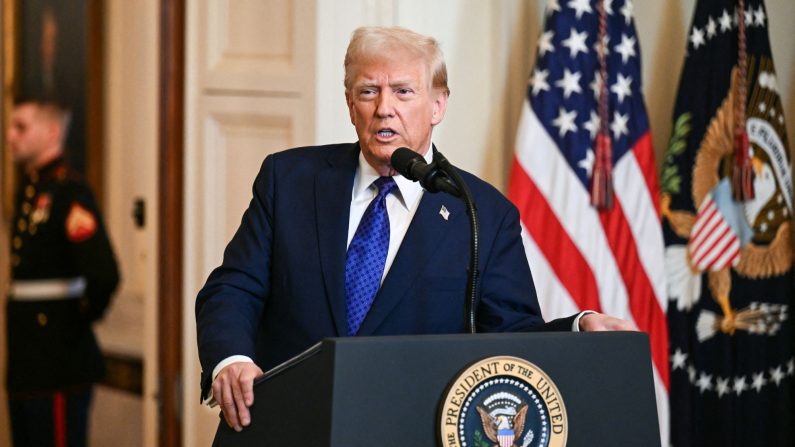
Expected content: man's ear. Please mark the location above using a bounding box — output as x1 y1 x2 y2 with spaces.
430 90 449 126
345 91 356 126
46 120 63 146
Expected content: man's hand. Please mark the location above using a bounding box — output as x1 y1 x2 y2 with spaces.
579 313 636 331
212 362 264 432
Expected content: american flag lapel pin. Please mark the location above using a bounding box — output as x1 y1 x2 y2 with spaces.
439 205 450 221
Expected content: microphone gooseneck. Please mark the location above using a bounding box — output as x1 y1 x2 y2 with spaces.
390 147 480 334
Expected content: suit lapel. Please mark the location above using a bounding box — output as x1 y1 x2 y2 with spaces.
357 190 466 335
315 144 359 336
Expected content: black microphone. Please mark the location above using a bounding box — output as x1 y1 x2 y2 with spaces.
390 148 461 197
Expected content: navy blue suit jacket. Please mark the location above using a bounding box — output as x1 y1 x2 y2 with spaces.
196 143 574 396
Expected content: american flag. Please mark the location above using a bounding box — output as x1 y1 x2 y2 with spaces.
688 179 752 272
506 0 669 444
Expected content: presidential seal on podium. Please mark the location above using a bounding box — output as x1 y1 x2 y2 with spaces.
439 356 568 447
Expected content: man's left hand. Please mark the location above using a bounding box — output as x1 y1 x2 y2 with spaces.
579 313 635 331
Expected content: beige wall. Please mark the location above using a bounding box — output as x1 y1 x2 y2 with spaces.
92 0 160 445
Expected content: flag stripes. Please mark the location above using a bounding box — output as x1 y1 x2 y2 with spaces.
507 2 669 443
689 197 741 270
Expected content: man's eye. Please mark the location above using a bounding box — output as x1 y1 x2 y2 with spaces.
397 88 413 95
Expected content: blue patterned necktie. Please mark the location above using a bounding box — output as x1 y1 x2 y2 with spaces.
345 176 397 336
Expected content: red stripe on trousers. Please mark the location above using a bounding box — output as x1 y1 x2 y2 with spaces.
53 392 66 447
508 158 603 313
599 199 670 388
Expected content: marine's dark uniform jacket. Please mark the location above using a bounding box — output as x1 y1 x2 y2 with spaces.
6 158 119 394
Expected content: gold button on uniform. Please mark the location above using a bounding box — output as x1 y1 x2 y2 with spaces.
13 236 22 250
25 185 35 198
17 219 27 232
37 313 48 327
22 202 32 214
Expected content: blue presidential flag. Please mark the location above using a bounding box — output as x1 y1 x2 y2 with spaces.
661 0 794 445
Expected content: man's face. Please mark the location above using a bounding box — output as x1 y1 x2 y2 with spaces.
346 49 448 175
7 104 54 166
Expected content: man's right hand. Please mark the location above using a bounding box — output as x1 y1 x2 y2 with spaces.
212 361 264 432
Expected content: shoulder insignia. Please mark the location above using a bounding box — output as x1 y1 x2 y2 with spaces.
66 202 98 242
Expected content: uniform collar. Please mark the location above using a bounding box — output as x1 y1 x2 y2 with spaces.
27 156 66 183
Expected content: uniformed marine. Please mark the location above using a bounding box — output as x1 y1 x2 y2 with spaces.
5 98 119 447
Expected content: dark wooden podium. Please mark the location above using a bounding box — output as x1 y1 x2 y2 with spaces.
213 332 660 446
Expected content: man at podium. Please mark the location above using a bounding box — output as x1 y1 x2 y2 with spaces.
195 26 633 432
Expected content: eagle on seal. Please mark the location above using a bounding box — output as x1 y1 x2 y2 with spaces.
477 403 531 447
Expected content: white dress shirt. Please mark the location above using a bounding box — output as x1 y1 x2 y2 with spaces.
346 148 430 281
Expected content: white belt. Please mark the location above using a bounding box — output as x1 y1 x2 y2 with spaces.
9 277 87 301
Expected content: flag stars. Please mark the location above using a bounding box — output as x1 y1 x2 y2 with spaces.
594 34 610 57
567 0 592 19
555 68 583 98
578 149 594 178
538 31 555 57
754 5 765 26
671 348 688 370
546 0 561 16
603 0 614 15
611 73 633 103
751 372 766 392
584 111 600 139
719 10 733 32
611 111 629 139
552 107 578 137
562 28 589 58
530 68 551 96
733 376 748 396
743 8 753 27
705 17 717 39
620 0 633 25
589 73 602 100
690 26 705 50
696 372 713 393
716 377 730 398
614 34 637 64
688 365 697 383
770 366 785 385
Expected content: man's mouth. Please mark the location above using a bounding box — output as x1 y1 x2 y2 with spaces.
376 128 396 139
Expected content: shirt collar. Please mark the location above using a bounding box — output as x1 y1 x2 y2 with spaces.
352 143 433 210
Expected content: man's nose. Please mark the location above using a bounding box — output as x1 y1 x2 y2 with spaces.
375 93 395 117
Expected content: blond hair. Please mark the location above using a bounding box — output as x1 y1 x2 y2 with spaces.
344 26 450 96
